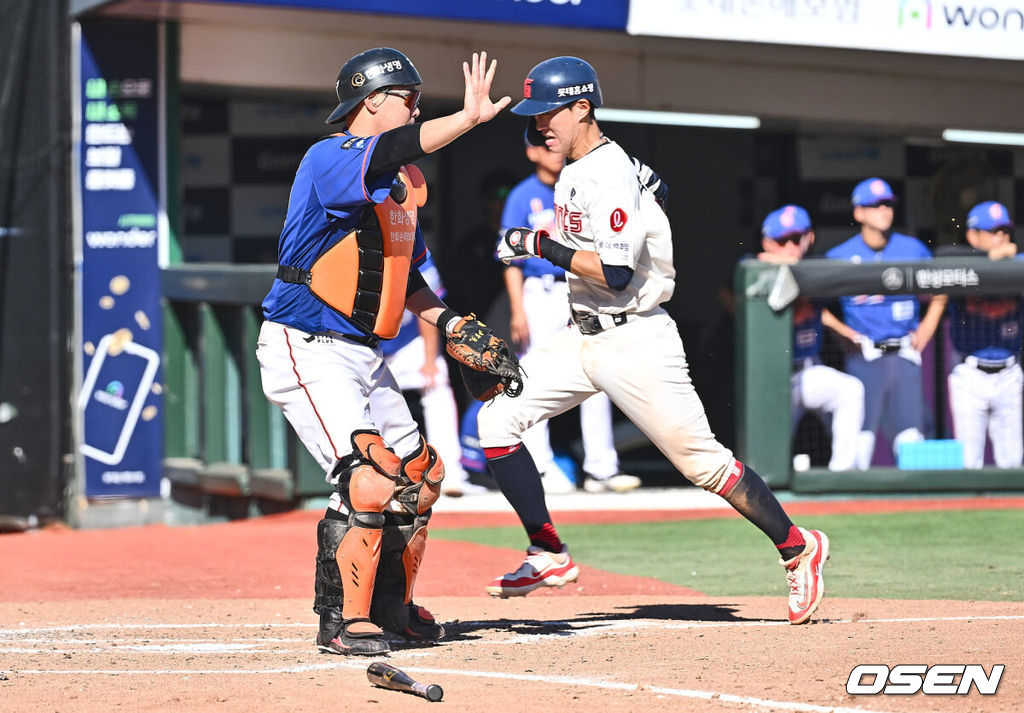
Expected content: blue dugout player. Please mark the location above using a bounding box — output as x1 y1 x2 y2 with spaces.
757 205 864 470
936 201 1022 469
256 48 511 656
824 178 947 468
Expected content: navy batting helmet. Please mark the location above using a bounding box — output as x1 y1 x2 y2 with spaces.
325 47 422 125
511 56 603 117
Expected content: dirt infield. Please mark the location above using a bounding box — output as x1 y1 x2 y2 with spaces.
2 497 1022 712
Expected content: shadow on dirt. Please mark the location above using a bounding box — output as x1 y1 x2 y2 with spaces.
417 603 766 646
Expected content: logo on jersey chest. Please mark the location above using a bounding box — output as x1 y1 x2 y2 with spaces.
555 204 583 233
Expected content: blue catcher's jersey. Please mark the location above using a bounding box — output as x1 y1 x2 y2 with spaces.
792 298 824 361
261 132 428 336
378 254 445 357
500 174 564 279
825 232 932 341
949 296 1023 361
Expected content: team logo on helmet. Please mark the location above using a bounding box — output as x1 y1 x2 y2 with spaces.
523 78 533 99
351 72 366 88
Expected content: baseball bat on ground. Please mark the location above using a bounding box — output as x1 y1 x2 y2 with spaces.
366 662 443 702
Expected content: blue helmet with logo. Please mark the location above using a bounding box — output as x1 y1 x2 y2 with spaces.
325 47 422 125
511 56 603 117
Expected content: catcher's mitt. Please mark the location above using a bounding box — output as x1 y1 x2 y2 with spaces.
444 314 523 400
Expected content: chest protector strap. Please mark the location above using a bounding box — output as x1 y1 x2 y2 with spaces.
277 164 427 339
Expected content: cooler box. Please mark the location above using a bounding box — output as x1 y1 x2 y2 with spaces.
896 439 964 470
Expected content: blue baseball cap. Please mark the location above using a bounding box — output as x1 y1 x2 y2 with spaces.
762 205 812 240
967 201 1013 232
851 178 897 207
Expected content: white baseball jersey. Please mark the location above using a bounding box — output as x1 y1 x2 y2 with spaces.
479 138 736 495
554 141 675 316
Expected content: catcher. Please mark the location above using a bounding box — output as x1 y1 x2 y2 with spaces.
256 47 520 656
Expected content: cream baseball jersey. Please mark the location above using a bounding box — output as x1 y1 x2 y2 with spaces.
553 141 674 315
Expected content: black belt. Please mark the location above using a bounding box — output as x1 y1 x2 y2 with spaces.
332 331 381 349
977 363 1006 374
976 362 1012 374
277 264 311 285
874 338 903 354
572 310 628 336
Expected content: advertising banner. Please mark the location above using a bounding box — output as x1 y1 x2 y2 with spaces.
158 0 629 30
77 20 164 497
628 0 1024 61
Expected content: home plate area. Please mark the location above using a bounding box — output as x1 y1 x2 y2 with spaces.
2 596 1021 713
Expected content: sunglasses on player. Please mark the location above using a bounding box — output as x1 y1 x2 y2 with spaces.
379 88 421 111
773 232 807 246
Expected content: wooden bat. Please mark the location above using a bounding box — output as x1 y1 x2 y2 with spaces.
366 662 443 702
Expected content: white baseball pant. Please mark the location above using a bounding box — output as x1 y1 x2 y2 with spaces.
948 361 1024 469
792 363 865 471
256 321 422 477
519 276 618 478
383 335 468 480
478 309 735 492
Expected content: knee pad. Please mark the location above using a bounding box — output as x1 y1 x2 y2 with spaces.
371 510 431 633
332 430 400 513
394 436 444 515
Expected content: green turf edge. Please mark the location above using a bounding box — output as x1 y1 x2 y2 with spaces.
432 510 1024 601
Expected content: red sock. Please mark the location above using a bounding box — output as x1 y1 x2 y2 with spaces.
776 525 806 563
528 522 563 553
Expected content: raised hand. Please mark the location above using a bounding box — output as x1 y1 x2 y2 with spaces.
462 51 511 125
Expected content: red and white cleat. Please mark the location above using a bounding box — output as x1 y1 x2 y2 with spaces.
783 528 830 625
486 545 580 598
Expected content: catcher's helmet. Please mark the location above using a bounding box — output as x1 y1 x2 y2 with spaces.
325 47 422 125
511 56 603 117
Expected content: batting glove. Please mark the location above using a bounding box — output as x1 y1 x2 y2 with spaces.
498 227 546 264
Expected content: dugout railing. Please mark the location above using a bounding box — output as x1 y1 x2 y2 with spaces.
736 257 1024 493
162 264 326 511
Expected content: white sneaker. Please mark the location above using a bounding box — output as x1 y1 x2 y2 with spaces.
486 545 580 597
583 473 642 493
541 468 577 494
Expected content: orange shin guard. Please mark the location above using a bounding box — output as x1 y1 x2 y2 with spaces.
400 525 428 604
336 523 383 623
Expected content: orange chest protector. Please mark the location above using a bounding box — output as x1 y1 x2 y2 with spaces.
277 164 428 339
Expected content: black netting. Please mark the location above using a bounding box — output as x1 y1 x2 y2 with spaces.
0 0 71 525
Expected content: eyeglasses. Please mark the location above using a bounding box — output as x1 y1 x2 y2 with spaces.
380 88 421 111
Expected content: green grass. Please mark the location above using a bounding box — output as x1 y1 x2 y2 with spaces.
433 509 1024 601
